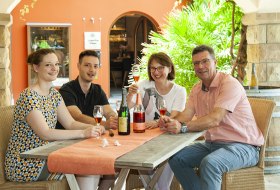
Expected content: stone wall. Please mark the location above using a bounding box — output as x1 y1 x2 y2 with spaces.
0 13 12 106
243 13 280 87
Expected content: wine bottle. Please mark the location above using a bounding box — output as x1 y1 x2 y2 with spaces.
118 88 130 135
249 63 258 90
133 90 145 133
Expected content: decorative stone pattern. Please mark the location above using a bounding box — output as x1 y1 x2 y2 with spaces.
0 47 9 68
0 26 10 47
260 44 280 63
0 69 10 89
0 13 12 106
267 63 280 81
247 44 260 63
244 13 280 87
267 24 280 43
246 25 266 44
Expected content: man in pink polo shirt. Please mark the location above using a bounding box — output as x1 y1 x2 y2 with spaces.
159 45 264 190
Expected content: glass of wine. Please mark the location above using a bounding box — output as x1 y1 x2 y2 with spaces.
93 105 103 126
132 64 140 83
158 99 167 117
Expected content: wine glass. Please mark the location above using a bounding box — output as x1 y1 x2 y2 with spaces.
115 100 121 113
93 105 103 126
132 64 140 83
158 99 167 117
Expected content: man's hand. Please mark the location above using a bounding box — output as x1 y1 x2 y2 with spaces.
104 116 118 130
165 119 181 134
159 116 181 134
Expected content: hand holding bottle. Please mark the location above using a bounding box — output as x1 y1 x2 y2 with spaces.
105 116 118 130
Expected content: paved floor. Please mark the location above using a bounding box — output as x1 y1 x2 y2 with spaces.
265 173 280 190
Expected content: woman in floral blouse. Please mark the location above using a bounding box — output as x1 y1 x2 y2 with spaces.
5 49 104 190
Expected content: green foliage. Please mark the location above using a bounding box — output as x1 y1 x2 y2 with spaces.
140 0 243 93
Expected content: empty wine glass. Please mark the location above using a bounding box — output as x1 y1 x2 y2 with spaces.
132 64 140 83
157 99 167 117
93 105 103 126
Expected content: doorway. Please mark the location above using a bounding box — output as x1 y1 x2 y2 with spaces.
109 14 158 96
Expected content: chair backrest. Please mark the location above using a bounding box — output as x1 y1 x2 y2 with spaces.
0 105 14 184
248 98 275 168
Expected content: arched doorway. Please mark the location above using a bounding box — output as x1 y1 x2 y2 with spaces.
109 13 158 96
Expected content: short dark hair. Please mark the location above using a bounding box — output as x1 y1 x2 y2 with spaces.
27 48 56 65
192 45 215 59
147 52 175 81
79 50 100 64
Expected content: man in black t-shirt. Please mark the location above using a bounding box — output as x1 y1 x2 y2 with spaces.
57 50 118 130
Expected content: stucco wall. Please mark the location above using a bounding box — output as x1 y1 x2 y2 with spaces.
11 0 176 100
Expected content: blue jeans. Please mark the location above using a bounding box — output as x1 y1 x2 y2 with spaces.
169 141 260 190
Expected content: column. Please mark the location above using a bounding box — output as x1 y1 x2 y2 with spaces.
243 13 280 87
0 13 12 106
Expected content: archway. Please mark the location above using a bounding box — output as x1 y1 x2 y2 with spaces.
109 13 158 97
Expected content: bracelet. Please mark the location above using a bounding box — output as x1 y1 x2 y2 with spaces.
180 122 189 133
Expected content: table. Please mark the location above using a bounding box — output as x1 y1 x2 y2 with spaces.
21 131 205 190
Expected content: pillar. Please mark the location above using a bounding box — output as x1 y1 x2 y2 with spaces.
243 13 280 87
0 13 12 106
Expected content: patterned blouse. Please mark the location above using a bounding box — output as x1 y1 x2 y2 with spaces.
5 87 62 182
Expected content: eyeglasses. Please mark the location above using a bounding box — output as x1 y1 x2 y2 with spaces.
150 66 165 72
192 58 212 67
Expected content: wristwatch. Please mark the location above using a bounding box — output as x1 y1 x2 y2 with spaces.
180 122 189 133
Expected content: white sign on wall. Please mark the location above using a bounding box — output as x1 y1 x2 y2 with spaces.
84 32 101 50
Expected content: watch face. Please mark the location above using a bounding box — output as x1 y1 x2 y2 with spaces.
181 126 187 133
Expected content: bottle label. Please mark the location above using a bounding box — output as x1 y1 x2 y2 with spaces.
133 112 145 123
118 117 128 132
133 123 145 130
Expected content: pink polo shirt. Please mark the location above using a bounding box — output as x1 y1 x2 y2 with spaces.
187 72 264 146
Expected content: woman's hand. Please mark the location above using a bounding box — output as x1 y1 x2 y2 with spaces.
83 125 105 138
128 83 139 95
145 120 158 129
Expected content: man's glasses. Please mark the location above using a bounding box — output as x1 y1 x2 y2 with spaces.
150 66 165 72
192 58 212 67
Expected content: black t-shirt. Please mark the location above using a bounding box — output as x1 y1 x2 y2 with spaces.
56 77 109 129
